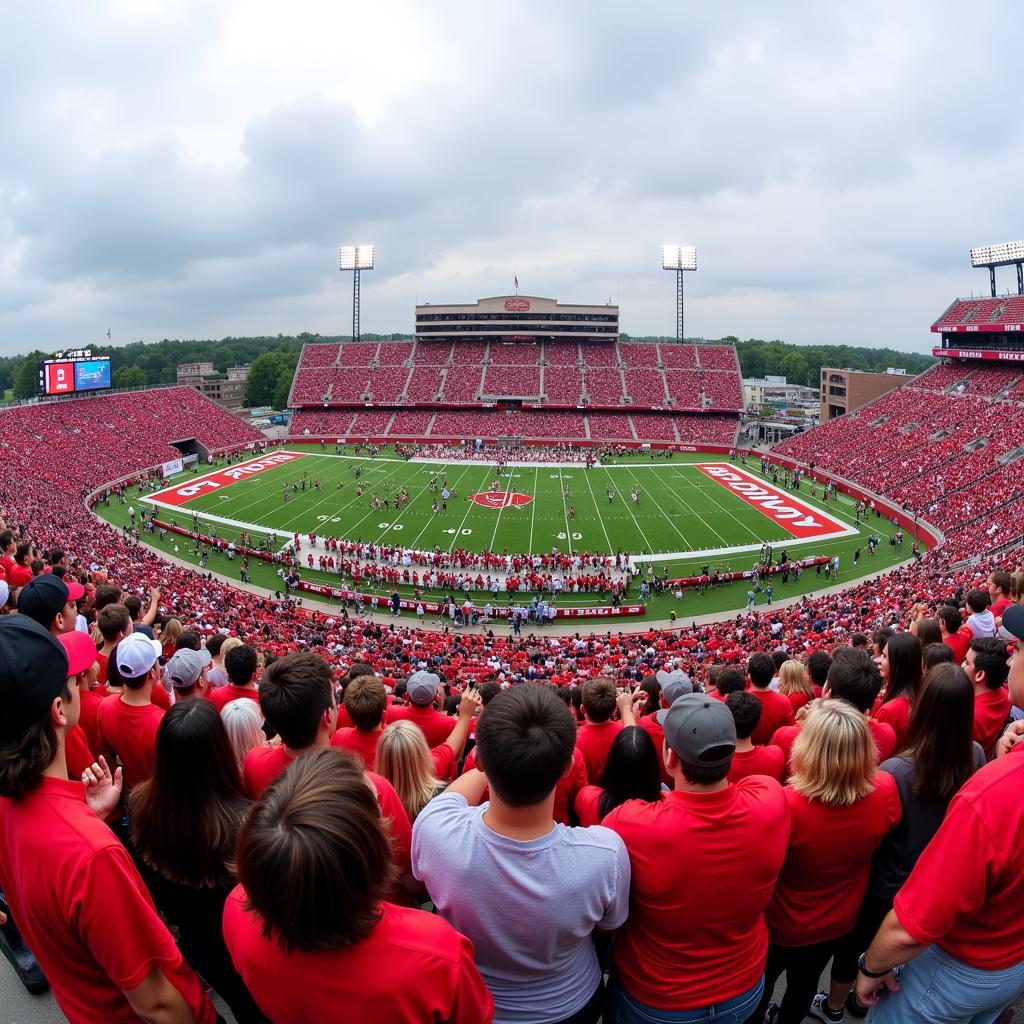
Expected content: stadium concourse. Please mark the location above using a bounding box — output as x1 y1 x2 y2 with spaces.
2 366 1024 1022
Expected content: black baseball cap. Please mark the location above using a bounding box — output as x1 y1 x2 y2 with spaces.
657 692 736 769
1003 604 1024 643
17 574 85 629
0 616 70 741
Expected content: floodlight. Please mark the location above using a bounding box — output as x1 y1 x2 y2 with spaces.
338 245 375 271
662 245 698 271
969 241 1024 297
662 244 698 340
338 244 375 342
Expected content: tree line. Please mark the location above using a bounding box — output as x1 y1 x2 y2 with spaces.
2 332 934 405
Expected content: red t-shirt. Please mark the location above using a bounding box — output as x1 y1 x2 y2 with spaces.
638 711 672 786
66 725 95 780
222 890 493 1023
750 690 795 746
330 728 383 771
0 777 214 1024
95 697 164 790
78 687 105 753
895 744 1024 969
575 719 624 783
771 718 897 781
973 688 1011 757
727 745 785 784
150 684 171 711
210 684 260 713
243 744 294 798
944 625 973 666
786 691 813 715
8 562 33 588
604 778 790 1010
766 774 901 946
875 696 911 749
575 784 603 827
95 650 109 686
386 704 454 747
991 597 1013 621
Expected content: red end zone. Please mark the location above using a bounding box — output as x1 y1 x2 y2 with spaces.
695 464 854 541
147 452 307 507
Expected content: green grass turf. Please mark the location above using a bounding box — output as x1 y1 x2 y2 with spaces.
95 445 917 623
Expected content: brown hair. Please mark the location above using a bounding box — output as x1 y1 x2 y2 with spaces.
0 685 71 801
581 677 616 723
129 700 249 888
237 748 394 953
344 676 388 732
97 603 131 643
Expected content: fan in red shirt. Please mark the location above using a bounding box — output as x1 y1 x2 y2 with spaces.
856 602 1024 1021
95 632 167 791
59 629 104 753
386 669 458 746
726 692 784 783
938 603 974 666
873 632 922 750
755 699 901 1023
94 604 133 687
224 748 493 1024
604 693 790 1020
6 541 34 589
574 676 625 782
963 637 1011 758
771 647 896 780
241 651 417 899
0 616 215 1024
163 646 213 702
333 675 478 776
209 641 262 712
16 573 86 636
636 669 695 786
747 652 795 744
988 569 1015 624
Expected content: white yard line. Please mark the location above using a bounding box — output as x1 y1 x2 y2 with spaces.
557 466 574 554
598 465 655 553
528 468 539 553
581 463 614 553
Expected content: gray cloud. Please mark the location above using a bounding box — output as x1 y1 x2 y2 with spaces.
1 0 1022 355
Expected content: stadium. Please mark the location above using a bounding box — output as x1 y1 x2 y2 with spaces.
3 253 1024 1024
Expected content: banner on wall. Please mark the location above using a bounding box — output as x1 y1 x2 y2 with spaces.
161 458 184 478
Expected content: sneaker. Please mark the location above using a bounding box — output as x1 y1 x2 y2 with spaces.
809 992 844 1023
763 1004 780 1024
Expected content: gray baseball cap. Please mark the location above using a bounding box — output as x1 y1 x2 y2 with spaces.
655 668 693 704
657 693 736 768
164 647 212 688
406 669 441 705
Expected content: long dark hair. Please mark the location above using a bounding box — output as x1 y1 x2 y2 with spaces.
597 726 662 819
130 699 250 888
904 663 978 801
882 632 922 704
913 618 942 649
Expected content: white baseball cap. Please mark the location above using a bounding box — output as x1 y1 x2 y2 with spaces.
115 632 163 679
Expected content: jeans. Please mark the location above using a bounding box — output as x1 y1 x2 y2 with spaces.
868 944 1024 1024
604 972 764 1024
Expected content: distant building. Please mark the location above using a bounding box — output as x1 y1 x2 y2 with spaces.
742 375 820 415
820 367 909 422
176 362 250 410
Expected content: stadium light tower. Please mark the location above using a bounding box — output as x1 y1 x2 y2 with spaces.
662 245 697 341
338 245 375 342
970 240 1024 297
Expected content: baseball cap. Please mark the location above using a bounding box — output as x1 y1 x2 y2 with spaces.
656 668 693 704
115 632 163 680
657 693 736 769
1003 604 1024 642
164 647 212 689
16 575 86 628
406 669 441 705
58 630 100 677
0 580 8 609
0 616 70 741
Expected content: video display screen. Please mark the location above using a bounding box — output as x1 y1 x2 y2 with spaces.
39 356 112 396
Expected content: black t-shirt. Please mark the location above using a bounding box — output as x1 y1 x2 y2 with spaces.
869 746 986 900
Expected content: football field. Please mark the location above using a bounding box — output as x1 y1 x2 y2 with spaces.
97 444 914 620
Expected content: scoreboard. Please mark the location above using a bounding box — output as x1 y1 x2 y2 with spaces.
38 352 112 397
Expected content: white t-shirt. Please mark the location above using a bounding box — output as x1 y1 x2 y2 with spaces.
412 792 630 1023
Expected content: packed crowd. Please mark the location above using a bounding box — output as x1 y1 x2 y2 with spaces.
2 386 1024 1022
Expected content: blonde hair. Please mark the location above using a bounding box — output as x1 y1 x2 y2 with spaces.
161 617 183 650
220 636 243 660
789 699 877 807
221 698 267 774
778 660 813 699
376 721 442 822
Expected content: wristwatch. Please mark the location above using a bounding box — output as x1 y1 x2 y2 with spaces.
857 952 890 979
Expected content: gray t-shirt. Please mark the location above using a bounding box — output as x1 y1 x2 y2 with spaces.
412 791 630 1024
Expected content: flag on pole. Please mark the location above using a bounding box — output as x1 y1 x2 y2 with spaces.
514 275 519 291
106 328 111 340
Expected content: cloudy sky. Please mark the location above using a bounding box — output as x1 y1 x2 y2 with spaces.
2 1 1021 357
